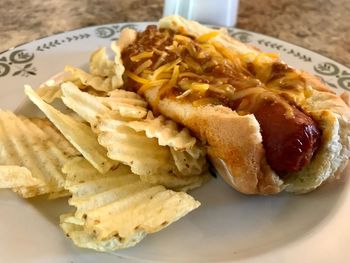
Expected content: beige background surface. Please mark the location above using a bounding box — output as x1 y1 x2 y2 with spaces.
1 0 349 67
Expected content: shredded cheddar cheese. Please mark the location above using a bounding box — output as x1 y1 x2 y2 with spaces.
174 34 192 43
125 71 150 84
151 58 181 80
191 83 209 93
196 31 220 43
163 65 180 93
138 79 168 95
130 51 154 62
134 59 153 75
183 56 202 73
122 26 297 113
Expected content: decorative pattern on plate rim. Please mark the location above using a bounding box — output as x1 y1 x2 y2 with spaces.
36 33 90 52
314 62 350 91
219 28 313 63
0 23 348 92
256 39 312 62
0 49 36 77
95 24 139 40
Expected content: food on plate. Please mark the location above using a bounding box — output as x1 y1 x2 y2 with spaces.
65 47 123 92
59 82 209 191
17 80 204 250
25 86 118 174
119 15 350 194
0 111 79 197
0 166 42 188
60 157 200 251
1 15 349 253
0 37 207 251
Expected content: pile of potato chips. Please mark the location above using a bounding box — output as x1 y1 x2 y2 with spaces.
0 37 210 251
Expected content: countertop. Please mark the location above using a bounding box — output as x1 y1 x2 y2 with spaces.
1 0 349 67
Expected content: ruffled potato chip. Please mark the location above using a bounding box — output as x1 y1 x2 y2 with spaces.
61 83 147 127
89 47 116 77
58 82 209 189
127 115 197 151
0 111 79 197
0 166 42 188
60 213 146 251
25 86 117 174
64 65 115 92
60 157 200 250
97 119 176 177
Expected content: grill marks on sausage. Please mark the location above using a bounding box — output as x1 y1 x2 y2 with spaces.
122 26 321 176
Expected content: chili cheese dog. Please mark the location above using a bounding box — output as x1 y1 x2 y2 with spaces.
117 16 350 194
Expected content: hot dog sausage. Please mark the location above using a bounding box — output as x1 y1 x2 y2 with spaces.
253 99 321 175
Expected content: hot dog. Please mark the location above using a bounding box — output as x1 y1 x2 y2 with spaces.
117 16 350 194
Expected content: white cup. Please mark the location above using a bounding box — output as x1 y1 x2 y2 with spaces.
163 0 239 27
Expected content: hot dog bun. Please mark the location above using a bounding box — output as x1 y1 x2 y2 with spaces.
141 87 283 194
118 16 350 194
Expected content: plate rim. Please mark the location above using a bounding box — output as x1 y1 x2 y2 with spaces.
1 21 349 71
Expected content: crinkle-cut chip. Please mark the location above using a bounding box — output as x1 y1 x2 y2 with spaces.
111 28 138 90
36 85 62 103
81 86 108 97
97 119 177 177
106 112 206 178
107 89 148 107
60 83 146 128
64 65 115 92
170 148 207 176
103 100 147 120
126 114 207 173
97 119 209 190
0 111 80 197
66 112 88 123
89 47 123 90
89 47 116 77
59 81 207 188
60 213 146 251
61 82 115 126
99 89 148 120
62 156 110 187
84 187 200 240
184 145 206 160
62 156 126 188
25 86 117 174
12 184 51 199
60 157 200 249
34 72 76 103
0 166 42 188
140 170 211 192
97 97 147 120
47 190 70 200
127 115 197 151
28 117 80 157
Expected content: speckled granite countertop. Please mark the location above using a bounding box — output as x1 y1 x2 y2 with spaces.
1 0 349 67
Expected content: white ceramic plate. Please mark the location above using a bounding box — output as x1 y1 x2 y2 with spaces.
1 22 350 263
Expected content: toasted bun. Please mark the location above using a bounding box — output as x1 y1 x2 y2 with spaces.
141 85 283 195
